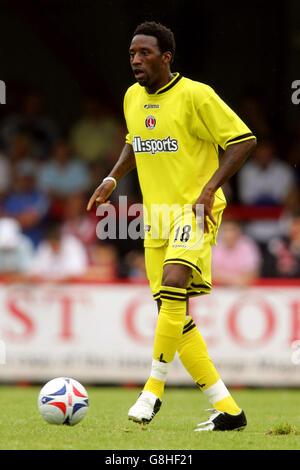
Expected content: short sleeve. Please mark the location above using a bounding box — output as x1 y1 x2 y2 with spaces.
194 85 256 150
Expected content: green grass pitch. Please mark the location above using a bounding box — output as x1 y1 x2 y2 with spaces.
1 385 300 450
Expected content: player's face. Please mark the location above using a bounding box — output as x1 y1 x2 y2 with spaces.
129 35 170 92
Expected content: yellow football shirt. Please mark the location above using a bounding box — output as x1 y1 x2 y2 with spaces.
124 73 255 246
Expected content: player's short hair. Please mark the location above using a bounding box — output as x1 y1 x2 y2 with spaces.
133 21 176 62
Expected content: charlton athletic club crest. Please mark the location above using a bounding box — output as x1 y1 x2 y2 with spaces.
145 115 156 130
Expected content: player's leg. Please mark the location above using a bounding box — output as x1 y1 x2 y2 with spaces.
180 330 246 432
128 244 165 423
164 207 246 430
128 261 190 423
177 298 240 414
142 263 191 400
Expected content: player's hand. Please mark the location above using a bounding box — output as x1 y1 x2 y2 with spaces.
192 188 217 233
86 180 115 211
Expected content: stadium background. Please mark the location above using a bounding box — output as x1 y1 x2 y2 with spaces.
0 0 299 387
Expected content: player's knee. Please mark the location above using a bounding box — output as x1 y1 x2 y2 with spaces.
162 264 191 289
161 277 186 289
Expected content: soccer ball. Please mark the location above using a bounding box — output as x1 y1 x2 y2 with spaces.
38 377 89 425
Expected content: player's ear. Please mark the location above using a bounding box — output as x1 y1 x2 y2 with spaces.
162 51 172 65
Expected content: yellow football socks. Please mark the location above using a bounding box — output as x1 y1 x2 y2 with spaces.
152 286 187 363
178 317 220 389
213 395 241 415
143 376 165 400
143 286 187 399
178 315 241 415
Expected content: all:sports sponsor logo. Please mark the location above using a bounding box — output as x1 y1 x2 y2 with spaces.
133 135 178 155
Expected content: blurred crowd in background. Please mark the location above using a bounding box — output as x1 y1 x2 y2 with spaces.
0 89 299 285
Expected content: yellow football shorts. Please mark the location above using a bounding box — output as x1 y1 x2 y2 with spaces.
144 203 224 301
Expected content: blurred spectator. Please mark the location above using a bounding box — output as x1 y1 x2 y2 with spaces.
2 159 49 248
83 242 119 281
212 219 261 287
237 91 272 140
29 221 88 280
288 119 300 185
237 140 296 246
238 140 295 206
61 192 98 247
8 131 37 173
264 212 300 278
0 218 34 281
69 96 123 167
0 90 59 158
38 139 91 199
277 187 300 240
123 250 147 281
0 152 11 198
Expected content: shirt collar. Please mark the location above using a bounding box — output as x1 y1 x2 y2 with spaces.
145 72 182 96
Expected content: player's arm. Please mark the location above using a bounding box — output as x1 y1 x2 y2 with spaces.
86 143 136 211
193 138 256 232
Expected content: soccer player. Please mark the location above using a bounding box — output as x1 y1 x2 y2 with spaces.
87 21 256 431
